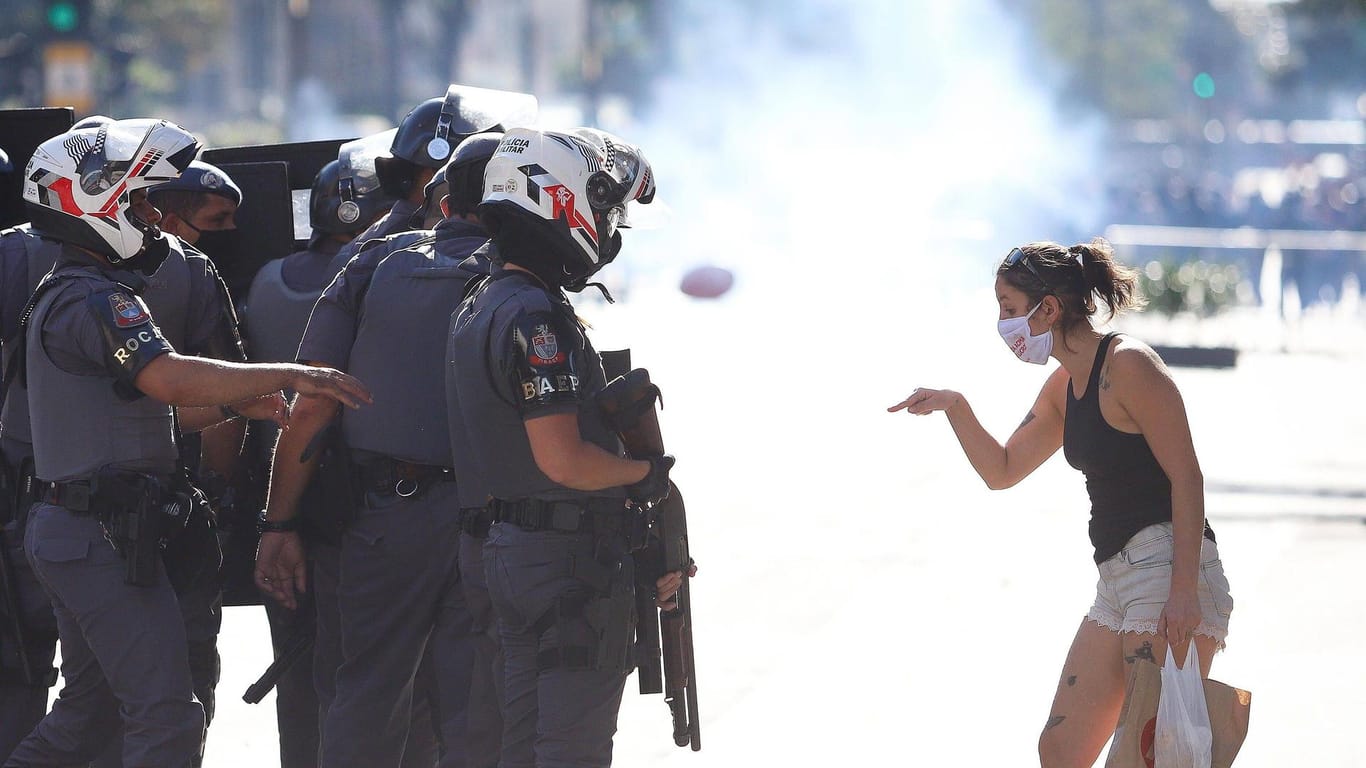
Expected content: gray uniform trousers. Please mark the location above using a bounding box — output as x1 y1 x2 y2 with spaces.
313 534 444 768
310 539 344 750
264 586 321 768
459 531 503 768
3 504 204 768
0 514 58 764
484 523 630 768
90 514 223 768
320 480 472 768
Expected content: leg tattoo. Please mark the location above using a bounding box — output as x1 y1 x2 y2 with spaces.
1066 675 1077 687
1124 641 1156 665
1044 715 1066 731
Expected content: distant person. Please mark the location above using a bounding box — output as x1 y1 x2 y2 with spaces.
888 238 1234 768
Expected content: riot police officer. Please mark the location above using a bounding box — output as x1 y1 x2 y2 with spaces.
329 84 537 274
446 127 676 767
256 132 504 768
0 135 248 766
4 118 369 768
88 159 251 768
240 152 394 768
0 115 118 764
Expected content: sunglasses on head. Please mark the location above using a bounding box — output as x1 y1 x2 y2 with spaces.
1003 247 1052 290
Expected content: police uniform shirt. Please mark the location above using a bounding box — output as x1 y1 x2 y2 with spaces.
447 269 623 504
26 246 177 480
326 199 423 277
165 244 245 362
0 229 35 343
299 217 489 466
34 250 173 389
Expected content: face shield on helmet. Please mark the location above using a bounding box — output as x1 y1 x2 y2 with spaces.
330 129 397 230
392 84 539 169
479 127 656 286
23 118 200 267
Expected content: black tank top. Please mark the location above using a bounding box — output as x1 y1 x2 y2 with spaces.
1063 333 1214 563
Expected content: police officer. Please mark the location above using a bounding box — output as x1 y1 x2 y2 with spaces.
0 116 119 764
446 127 677 767
4 118 369 768
0 132 247 766
240 153 394 768
329 84 538 275
85 158 252 768
256 132 503 768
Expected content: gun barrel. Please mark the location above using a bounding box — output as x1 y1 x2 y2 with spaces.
243 622 314 704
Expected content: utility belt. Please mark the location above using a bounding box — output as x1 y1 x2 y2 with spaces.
459 506 494 539
493 497 641 675
488 496 634 537
39 468 199 587
357 457 455 500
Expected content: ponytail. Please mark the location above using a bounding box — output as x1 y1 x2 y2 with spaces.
1072 237 1144 320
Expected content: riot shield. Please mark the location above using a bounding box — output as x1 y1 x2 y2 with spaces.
199 138 352 297
203 138 352 247
191 161 292 301
0 107 75 228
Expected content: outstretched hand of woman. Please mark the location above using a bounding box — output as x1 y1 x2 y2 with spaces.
887 388 962 416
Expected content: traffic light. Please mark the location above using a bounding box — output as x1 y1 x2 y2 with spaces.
1192 73 1215 100
43 0 90 38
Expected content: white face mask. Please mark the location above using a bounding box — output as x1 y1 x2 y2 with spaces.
997 302 1053 364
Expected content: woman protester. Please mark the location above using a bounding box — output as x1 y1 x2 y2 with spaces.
888 238 1234 768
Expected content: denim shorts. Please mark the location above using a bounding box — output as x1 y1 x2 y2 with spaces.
1085 522 1233 650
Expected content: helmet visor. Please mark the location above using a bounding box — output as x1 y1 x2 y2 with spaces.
338 129 396 197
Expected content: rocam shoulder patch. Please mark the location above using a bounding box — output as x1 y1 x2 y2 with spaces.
529 323 565 365
108 292 150 328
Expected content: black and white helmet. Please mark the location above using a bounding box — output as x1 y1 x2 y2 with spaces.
23 118 199 263
479 127 655 285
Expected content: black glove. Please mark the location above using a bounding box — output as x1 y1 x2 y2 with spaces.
626 454 675 507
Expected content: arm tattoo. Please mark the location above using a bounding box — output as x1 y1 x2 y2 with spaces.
1018 411 1037 430
1044 715 1066 731
1066 675 1077 687
1100 365 1112 391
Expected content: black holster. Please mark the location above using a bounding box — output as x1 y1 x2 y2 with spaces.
300 424 360 545
88 470 195 588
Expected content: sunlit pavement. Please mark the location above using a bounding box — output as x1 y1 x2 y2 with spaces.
197 284 1365 767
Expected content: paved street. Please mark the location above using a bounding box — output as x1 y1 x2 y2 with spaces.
199 285 1366 768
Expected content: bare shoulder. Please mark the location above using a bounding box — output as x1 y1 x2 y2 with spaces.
1037 363 1070 414
1106 335 1179 399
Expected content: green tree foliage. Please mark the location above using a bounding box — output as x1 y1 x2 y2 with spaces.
1028 0 1191 118
100 0 228 109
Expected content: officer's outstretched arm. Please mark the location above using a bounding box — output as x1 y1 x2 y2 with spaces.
134 352 371 410
524 412 651 491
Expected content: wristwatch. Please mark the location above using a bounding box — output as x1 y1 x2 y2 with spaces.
256 509 301 534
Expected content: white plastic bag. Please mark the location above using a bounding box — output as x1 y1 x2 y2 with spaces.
1156 641 1213 768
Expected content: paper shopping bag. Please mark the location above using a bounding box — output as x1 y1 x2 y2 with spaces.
1104 658 1251 768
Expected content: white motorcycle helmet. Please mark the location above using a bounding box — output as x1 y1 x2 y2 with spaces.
478 127 655 288
24 118 200 268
